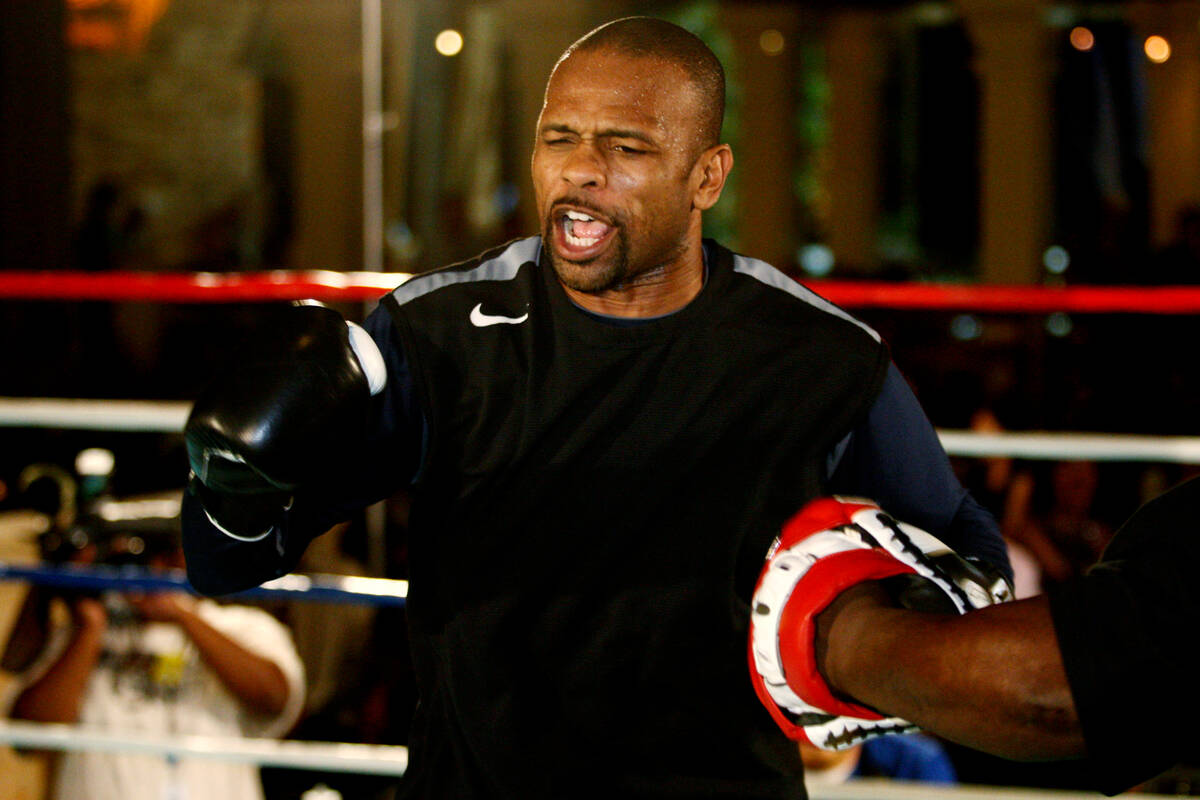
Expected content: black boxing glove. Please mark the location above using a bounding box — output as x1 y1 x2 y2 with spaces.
184 304 387 541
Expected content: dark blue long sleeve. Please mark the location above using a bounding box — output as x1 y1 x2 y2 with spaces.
826 362 1012 581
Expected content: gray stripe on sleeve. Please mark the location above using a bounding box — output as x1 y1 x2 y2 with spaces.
390 237 542 306
731 253 880 343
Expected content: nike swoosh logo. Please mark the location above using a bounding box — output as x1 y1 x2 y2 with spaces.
470 303 529 327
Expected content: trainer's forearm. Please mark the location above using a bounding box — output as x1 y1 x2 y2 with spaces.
11 622 104 723
821 589 1084 760
175 607 291 716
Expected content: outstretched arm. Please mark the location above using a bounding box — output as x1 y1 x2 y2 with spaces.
11 597 107 723
816 583 1082 760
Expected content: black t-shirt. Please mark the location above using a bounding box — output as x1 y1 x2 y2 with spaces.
381 237 889 799
1049 475 1200 794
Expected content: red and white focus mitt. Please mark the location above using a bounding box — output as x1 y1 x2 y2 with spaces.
748 496 1012 750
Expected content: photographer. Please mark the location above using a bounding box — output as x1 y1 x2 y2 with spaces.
6 505 305 800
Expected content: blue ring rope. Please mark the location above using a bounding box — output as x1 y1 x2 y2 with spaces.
0 561 407 607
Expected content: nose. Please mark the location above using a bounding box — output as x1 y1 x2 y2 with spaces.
560 141 606 190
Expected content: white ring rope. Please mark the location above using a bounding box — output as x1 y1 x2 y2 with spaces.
2 397 1199 464
0 722 1173 798
935 430 1200 464
0 398 190 432
0 720 408 776
806 778 1175 800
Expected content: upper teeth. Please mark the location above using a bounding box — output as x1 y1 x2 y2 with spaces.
565 210 594 222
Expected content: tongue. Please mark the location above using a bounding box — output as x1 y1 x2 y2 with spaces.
571 219 610 240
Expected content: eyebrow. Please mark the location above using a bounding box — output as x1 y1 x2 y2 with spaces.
540 123 659 147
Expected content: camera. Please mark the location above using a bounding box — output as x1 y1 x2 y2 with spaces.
38 494 183 568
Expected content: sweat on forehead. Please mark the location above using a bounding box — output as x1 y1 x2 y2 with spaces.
553 17 726 149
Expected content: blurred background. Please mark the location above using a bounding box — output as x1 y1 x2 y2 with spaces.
2 1 1200 796
10 0 1200 281
4 0 1199 498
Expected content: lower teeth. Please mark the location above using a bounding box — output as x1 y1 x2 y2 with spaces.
565 225 598 247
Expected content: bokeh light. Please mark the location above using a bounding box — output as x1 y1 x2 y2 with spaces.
759 29 785 56
1069 26 1095 52
1043 245 1070 275
798 244 835 277
950 314 982 342
435 29 464 57
1145 35 1171 63
1046 312 1074 338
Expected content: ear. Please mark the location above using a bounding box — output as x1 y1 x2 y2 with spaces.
692 144 733 211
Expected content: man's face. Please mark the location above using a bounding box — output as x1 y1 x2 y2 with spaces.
531 49 705 294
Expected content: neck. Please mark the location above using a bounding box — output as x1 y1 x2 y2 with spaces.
562 237 706 319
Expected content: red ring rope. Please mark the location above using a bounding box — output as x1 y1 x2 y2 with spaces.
1 270 1200 313
0 270 403 303
804 281 1200 314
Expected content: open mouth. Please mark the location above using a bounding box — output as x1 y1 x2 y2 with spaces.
556 208 616 256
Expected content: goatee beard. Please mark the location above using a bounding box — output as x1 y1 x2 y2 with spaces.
543 219 630 294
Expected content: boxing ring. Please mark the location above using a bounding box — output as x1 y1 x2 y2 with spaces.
0 270 1196 799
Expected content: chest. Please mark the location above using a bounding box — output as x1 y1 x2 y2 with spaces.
430 317 866 481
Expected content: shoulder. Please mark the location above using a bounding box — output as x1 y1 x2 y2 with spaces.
385 237 542 310
710 241 881 345
1101 475 1200 561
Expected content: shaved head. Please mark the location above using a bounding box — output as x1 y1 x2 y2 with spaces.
553 17 726 154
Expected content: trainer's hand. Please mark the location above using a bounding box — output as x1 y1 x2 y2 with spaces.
69 595 108 634
748 496 1011 750
125 590 194 624
185 304 386 541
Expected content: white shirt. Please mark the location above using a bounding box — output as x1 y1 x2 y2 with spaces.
23 595 304 800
